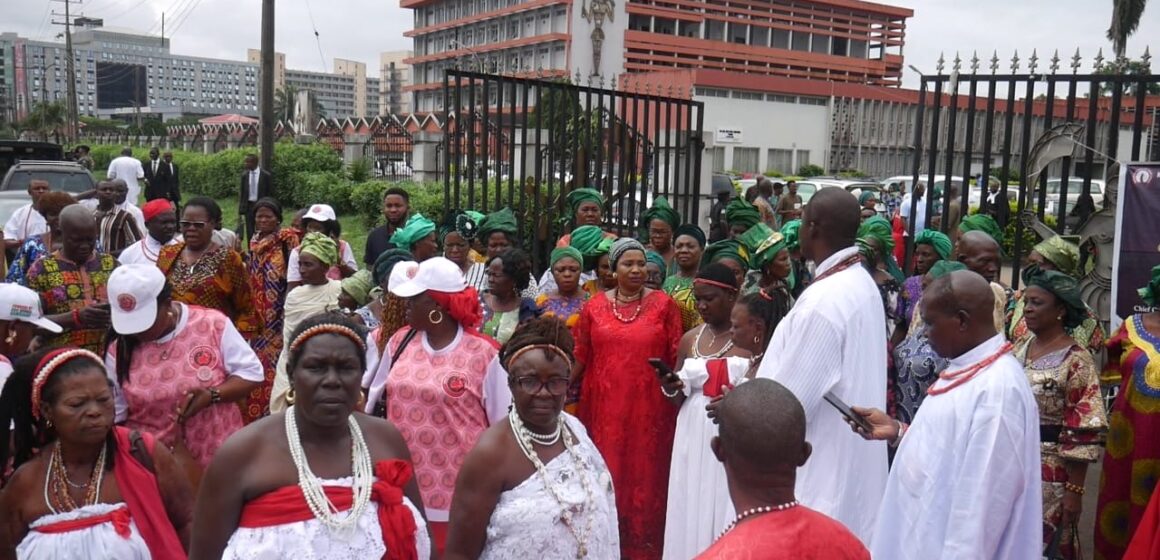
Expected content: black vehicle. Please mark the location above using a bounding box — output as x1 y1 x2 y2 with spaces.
0 140 64 178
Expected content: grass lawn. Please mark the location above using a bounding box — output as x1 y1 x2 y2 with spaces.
212 198 373 265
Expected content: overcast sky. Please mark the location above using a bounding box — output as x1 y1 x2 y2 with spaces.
6 0 1158 89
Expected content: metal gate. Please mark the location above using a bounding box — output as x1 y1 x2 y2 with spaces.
906 51 1159 287
442 70 705 270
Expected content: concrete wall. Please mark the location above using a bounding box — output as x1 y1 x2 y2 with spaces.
700 95 830 175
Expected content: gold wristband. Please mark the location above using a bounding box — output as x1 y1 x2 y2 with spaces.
1064 481 1085 495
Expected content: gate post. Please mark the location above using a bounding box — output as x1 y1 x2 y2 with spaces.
412 131 443 183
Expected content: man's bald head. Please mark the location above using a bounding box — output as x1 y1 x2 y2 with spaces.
956 230 1002 283
801 187 860 261
922 269 998 358
59 204 95 232
715 378 810 474
59 204 99 262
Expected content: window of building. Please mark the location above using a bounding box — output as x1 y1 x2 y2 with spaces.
654 17 675 35
678 20 700 38
695 87 728 98
767 149 793 174
811 35 829 54
710 147 725 173
750 26 769 47
795 150 810 168
790 31 809 52
767 93 795 103
731 91 763 101
799 96 827 106
728 23 748 44
706 20 725 41
629 14 651 32
832 37 848 56
850 39 868 58
733 147 759 174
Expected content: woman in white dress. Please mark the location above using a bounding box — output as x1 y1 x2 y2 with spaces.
660 281 789 560
190 312 431 560
444 316 619 559
0 348 192 559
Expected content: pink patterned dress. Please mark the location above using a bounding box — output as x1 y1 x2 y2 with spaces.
113 306 246 467
381 327 509 523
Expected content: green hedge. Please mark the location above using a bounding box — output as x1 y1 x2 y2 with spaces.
967 203 1057 260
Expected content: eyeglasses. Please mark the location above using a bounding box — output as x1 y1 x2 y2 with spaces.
179 221 208 229
514 376 570 396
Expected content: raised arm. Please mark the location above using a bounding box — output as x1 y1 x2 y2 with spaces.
443 433 508 560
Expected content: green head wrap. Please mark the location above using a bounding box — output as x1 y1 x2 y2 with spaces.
389 213 436 251
372 248 413 286
299 232 338 268
569 225 605 254
701 239 749 268
550 246 583 268
477 207 519 240
780 219 802 252
959 214 1005 246
641 197 680 230
857 216 904 282
674 224 706 248
645 250 667 283
737 223 787 271
341 270 374 307
566 188 604 217
1032 235 1081 277
858 191 878 206
1138 264 1160 307
725 198 761 230
1022 264 1087 329
464 210 485 224
914 229 953 260
928 260 967 279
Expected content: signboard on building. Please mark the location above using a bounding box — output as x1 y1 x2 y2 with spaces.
1111 162 1160 330
716 128 743 144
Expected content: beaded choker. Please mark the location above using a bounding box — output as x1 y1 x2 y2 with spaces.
926 342 1013 396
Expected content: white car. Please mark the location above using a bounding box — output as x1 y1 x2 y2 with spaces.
1042 178 1105 216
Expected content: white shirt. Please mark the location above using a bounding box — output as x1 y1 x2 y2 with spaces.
900 192 928 235
286 242 359 282
248 168 261 202
3 204 47 242
871 334 1041 560
106 303 264 422
755 246 888 544
80 199 145 233
106 156 145 204
118 235 179 265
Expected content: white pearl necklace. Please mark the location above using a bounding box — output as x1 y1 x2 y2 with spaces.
284 406 373 532
509 408 596 558
524 419 563 446
692 324 734 359
715 500 799 541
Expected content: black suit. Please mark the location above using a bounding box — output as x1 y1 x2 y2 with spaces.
144 159 181 203
981 188 1010 229
239 168 274 242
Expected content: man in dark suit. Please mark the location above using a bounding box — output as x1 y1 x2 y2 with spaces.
239 153 273 242
979 176 1010 229
144 149 181 204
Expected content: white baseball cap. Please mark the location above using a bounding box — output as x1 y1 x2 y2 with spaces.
107 264 166 335
0 284 62 333
303 204 337 222
390 257 466 298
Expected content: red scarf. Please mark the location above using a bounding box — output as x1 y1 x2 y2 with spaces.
703 359 734 399
111 427 188 559
238 459 419 560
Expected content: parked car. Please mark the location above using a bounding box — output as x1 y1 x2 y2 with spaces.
0 161 95 232
0 140 64 179
1043 178 1105 216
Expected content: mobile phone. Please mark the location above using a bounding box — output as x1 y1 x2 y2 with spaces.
648 358 673 378
824 391 873 433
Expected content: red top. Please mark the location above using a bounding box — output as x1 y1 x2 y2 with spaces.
696 506 870 560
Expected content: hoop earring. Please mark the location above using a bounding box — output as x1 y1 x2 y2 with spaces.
429 309 444 324
753 335 761 345
285 389 296 405
612 272 618 280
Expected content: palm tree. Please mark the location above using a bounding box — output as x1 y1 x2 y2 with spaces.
273 85 327 122
1108 0 1148 60
22 102 68 142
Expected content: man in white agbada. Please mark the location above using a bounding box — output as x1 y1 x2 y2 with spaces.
106 146 146 204
851 270 1041 560
754 187 887 543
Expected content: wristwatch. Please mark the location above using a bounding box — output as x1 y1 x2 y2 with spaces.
208 387 222 404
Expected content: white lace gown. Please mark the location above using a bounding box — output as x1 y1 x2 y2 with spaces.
663 357 750 560
17 503 151 560
479 413 619 559
222 477 432 560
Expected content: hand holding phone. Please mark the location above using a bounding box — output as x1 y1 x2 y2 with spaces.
649 358 685 400
824 391 874 433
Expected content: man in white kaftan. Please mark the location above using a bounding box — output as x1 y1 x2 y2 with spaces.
755 188 888 544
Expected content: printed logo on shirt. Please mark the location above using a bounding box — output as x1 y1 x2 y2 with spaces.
441 372 469 398
188 346 219 371
8 304 33 319
117 294 137 312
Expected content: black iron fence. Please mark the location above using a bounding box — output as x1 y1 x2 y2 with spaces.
905 52 1159 287
442 70 706 270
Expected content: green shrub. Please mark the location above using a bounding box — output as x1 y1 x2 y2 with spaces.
798 164 825 177
348 158 373 182
968 203 1056 259
763 170 785 178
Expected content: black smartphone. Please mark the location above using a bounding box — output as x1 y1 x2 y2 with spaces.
648 358 673 378
824 391 873 433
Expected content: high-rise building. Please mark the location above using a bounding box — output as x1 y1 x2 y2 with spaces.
379 50 413 115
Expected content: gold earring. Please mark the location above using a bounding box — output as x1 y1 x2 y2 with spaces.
429 309 444 324
4 330 15 345
753 335 761 345
285 388 296 405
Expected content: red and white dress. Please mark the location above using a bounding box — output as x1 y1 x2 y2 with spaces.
18 503 150 559
107 303 264 467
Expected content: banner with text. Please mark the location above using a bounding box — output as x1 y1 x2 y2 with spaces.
1112 162 1160 330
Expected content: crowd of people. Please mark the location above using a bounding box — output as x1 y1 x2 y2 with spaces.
0 151 1158 560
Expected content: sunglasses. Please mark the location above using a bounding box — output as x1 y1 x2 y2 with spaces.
514 376 570 396
179 221 208 229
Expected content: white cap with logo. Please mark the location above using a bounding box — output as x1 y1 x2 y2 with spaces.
389 257 466 297
0 284 62 332
303 204 337 223
107 264 167 335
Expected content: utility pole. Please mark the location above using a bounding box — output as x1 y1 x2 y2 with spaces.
51 0 81 144
259 0 275 172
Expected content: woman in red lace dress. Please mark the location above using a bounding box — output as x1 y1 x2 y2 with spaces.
573 237 683 560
